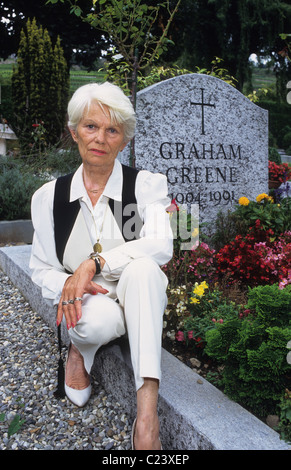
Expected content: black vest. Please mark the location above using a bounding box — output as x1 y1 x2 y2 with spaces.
53 164 143 266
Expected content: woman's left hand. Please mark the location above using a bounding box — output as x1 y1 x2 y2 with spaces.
56 258 108 329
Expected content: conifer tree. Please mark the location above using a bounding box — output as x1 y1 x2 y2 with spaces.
12 18 69 153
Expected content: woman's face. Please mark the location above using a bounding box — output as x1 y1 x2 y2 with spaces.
71 101 127 171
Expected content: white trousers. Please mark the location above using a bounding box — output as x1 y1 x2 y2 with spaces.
68 257 168 391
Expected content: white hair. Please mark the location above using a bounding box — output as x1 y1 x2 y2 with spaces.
67 82 136 142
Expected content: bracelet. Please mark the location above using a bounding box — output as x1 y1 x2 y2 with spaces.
88 252 101 275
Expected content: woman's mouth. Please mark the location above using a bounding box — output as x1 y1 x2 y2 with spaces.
90 148 107 156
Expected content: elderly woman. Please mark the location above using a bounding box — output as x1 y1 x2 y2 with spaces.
29 82 173 450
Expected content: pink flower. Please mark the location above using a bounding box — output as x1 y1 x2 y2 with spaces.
176 331 185 342
167 199 179 213
188 330 194 340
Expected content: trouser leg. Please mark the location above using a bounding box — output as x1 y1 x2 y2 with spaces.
116 257 168 391
68 293 125 374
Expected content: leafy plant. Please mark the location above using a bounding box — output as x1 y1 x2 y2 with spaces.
175 282 241 353
47 0 181 98
277 389 291 444
234 193 291 237
0 161 47 220
196 57 238 88
247 283 291 327
0 412 25 437
205 284 291 417
162 241 216 289
269 147 282 164
8 415 26 437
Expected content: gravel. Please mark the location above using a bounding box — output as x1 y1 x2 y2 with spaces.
0 269 132 450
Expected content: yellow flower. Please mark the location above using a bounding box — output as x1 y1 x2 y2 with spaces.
256 193 269 203
200 281 209 290
238 197 249 206
191 227 199 238
193 285 205 297
190 297 200 304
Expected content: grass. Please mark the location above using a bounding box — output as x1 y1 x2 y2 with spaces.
0 62 106 92
0 63 15 84
1 61 277 91
251 66 276 90
69 69 106 92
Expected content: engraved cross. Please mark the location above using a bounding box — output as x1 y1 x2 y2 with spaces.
191 88 216 135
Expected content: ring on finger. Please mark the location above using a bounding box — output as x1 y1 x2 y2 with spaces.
74 297 83 302
62 301 69 306
68 299 74 304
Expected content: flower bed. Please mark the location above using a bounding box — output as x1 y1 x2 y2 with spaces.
269 160 291 184
162 191 291 443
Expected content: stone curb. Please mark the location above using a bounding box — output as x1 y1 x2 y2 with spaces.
0 220 33 244
0 245 289 450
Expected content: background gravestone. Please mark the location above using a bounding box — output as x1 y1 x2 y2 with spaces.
119 73 269 225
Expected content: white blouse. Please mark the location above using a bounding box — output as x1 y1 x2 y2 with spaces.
29 159 173 305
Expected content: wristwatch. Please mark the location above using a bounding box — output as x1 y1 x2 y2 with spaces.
88 252 101 275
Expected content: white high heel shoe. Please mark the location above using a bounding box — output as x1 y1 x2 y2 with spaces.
65 382 92 408
65 344 91 407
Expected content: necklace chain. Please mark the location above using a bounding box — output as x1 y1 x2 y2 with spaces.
83 170 109 253
90 200 109 253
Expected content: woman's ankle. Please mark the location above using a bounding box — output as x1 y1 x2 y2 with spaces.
66 344 90 389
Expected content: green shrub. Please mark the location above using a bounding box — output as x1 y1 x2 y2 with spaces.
0 163 47 220
269 147 281 164
174 282 241 352
12 18 69 152
277 389 291 445
205 284 291 417
44 146 80 175
247 284 291 328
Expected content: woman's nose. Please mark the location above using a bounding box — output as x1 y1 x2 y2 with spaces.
94 128 106 143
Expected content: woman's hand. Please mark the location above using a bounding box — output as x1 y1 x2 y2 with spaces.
56 258 107 329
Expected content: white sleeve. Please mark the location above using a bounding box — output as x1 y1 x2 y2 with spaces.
101 170 173 281
29 180 71 305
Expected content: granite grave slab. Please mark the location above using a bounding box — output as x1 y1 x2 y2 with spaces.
119 73 269 226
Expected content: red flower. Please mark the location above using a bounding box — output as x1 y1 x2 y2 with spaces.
167 199 179 212
215 228 291 287
194 337 204 348
269 160 291 183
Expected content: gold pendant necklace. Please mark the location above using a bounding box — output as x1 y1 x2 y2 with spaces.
91 200 109 254
93 240 103 253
